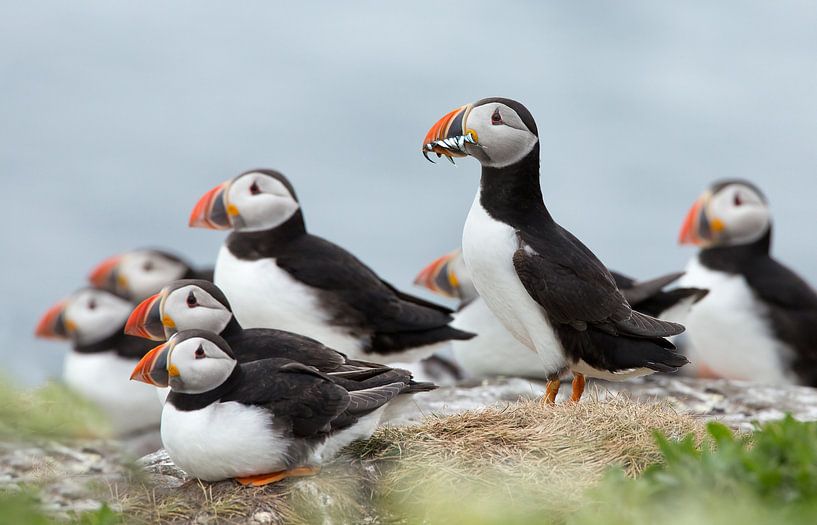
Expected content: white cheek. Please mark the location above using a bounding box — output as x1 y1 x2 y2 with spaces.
238 197 299 232
470 124 538 169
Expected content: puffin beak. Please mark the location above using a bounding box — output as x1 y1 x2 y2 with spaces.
189 181 234 230
130 342 171 387
422 104 476 163
35 300 72 339
679 192 720 246
125 292 166 341
414 251 462 299
88 255 122 290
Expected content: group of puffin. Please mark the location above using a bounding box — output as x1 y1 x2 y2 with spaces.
35 97 817 485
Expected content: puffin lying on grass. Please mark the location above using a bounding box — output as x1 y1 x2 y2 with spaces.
35 288 162 435
89 248 213 302
187 169 474 363
130 330 433 485
677 180 817 385
415 249 706 379
422 97 688 402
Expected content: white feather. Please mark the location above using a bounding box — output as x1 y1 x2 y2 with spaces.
461 192 566 376
161 401 291 481
63 351 162 435
450 297 548 378
676 256 795 383
215 245 365 356
161 400 383 481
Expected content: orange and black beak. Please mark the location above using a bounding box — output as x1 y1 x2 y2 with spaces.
679 191 724 246
414 250 463 299
189 181 234 230
88 255 124 291
130 342 172 387
125 292 167 341
35 300 73 339
422 104 477 163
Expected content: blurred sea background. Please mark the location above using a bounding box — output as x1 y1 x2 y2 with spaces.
1 1 815 386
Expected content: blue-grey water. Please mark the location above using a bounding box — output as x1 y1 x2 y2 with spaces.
2 1 816 386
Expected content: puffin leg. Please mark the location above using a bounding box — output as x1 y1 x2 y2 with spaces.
235 466 320 487
543 379 560 405
570 373 586 402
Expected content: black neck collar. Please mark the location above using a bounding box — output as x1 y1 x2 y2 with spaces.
698 227 772 274
166 364 243 411
73 328 153 358
478 143 553 230
221 316 244 338
226 210 306 260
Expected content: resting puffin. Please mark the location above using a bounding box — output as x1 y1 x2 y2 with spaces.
415 249 706 379
422 97 688 401
35 288 162 434
130 330 433 485
89 249 213 302
124 279 415 387
677 179 817 385
188 169 474 362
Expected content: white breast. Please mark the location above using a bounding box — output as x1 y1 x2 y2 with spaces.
215 245 365 356
161 401 293 481
451 298 548 379
461 192 566 376
677 257 795 383
63 351 162 435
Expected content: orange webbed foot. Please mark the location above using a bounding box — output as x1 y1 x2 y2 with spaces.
235 466 320 487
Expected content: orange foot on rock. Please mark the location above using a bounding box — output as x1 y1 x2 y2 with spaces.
235 466 320 487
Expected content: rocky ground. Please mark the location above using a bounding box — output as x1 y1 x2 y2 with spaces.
4 375 817 522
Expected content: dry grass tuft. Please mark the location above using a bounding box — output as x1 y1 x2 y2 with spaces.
118 393 706 523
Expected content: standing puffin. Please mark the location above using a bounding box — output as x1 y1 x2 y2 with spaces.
124 279 423 388
89 249 213 302
35 288 162 434
130 330 432 485
677 180 817 385
422 98 688 402
187 169 474 362
415 249 706 379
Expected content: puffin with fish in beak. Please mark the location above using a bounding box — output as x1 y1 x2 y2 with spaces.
421 97 688 402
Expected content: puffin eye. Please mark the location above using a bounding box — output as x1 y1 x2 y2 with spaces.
194 345 205 359
143 260 154 271
186 291 197 308
491 108 502 125
249 181 261 195
88 299 97 310
734 193 743 206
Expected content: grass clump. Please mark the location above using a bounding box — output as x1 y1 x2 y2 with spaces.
572 415 817 525
0 378 110 441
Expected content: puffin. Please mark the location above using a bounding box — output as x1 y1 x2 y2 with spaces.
89 248 213 302
422 97 688 402
124 278 419 387
187 169 474 362
415 249 706 379
130 330 434 485
35 288 162 434
677 179 817 385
